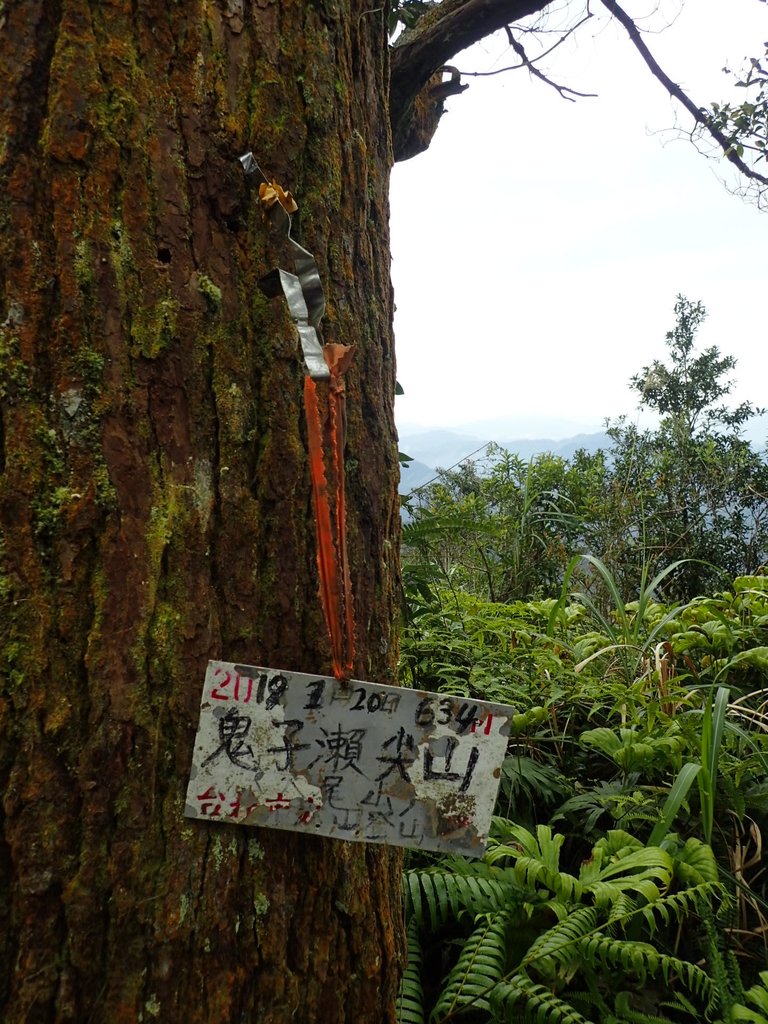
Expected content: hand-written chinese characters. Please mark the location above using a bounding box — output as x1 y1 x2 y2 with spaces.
187 662 512 856
202 708 482 798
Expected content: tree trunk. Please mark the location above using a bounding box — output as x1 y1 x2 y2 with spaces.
0 1 402 1021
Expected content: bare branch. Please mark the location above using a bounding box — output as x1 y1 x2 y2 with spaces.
518 5 593 65
457 6 595 90
600 0 768 186
502 32 597 99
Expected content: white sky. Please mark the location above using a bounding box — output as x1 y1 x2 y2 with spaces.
390 0 767 438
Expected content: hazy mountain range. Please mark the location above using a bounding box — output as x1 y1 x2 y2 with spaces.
397 412 768 495
397 427 612 494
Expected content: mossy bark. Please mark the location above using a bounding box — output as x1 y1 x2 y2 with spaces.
0 1 402 1021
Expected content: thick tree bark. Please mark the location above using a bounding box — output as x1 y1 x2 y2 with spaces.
0 1 402 1021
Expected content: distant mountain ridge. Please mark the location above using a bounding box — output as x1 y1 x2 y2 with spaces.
397 428 612 494
396 412 768 495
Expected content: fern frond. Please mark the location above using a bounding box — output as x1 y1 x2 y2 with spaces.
486 823 587 905
513 855 584 904
430 911 509 1022
698 902 744 1020
397 919 426 1024
522 906 600 976
580 835 673 905
491 975 595 1023
658 990 705 1019
732 1006 768 1023
612 990 684 1023
639 882 721 935
605 891 637 925
588 829 642 855
733 970 768 1022
666 836 720 886
578 933 714 1004
404 866 525 930
487 822 565 869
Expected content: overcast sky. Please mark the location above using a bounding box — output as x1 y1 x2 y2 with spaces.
390 0 767 439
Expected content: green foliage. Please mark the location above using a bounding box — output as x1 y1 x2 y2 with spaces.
398 567 768 1023
629 297 757 435
402 297 768 608
706 45 768 185
492 976 593 1023
404 860 527 931
570 553 692 674
698 686 731 845
579 724 685 777
398 301 768 1020
606 296 767 600
733 971 768 1023
498 753 570 827
647 764 701 846
430 911 511 1020
400 819 724 1024
398 920 426 1024
403 448 593 605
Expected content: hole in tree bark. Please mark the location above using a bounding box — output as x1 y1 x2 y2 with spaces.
157 247 172 264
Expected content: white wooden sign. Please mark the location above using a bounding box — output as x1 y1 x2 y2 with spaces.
185 661 514 857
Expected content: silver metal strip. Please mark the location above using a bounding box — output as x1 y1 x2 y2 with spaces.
241 152 329 378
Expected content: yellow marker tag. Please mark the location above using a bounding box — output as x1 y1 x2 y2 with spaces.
258 180 298 214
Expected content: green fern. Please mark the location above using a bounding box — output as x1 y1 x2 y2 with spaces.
404 863 527 930
522 906 600 978
487 822 584 905
698 902 744 1021
664 835 720 886
577 933 713 1005
430 912 510 1022
398 919 426 1024
553 779 656 837
401 822 725 1024
733 971 768 1022
639 882 722 935
499 753 572 825
612 990 685 1023
518 902 715 1008
488 824 674 913
491 975 594 1023
579 831 673 907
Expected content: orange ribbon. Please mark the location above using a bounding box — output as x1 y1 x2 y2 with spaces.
303 345 356 681
247 158 356 681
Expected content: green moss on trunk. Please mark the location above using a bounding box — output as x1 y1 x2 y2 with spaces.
0 1 403 1020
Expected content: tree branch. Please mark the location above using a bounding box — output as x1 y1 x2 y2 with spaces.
390 0 551 157
600 0 768 186
504 32 597 100
390 0 768 191
456 8 594 80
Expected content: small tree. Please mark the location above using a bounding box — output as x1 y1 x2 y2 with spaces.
606 296 768 599
631 297 758 438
